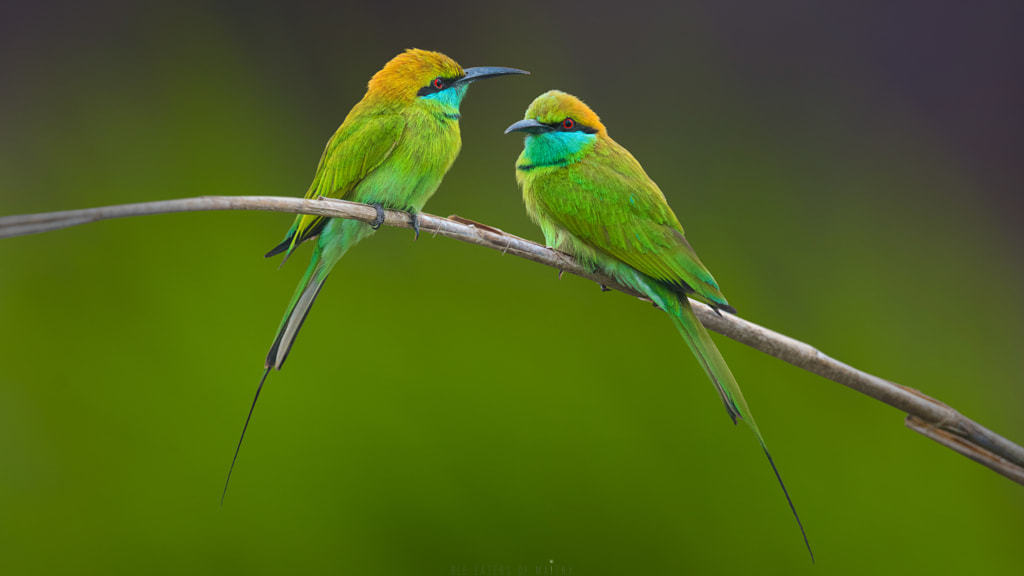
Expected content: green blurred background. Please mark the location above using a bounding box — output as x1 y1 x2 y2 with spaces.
2 1 1022 574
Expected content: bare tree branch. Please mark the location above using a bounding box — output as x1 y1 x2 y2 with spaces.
2 195 1022 485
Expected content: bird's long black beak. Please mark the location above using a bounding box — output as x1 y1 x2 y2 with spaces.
504 118 552 135
454 66 529 86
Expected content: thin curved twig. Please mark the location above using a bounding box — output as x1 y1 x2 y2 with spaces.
2 195 1022 485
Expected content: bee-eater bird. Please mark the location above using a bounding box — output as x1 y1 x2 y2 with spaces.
222 49 527 502
505 90 812 560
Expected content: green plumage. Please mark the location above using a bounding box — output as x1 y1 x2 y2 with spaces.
222 50 526 503
263 84 462 369
261 51 527 371
508 90 811 560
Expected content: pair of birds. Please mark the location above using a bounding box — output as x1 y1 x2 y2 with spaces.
226 48 812 560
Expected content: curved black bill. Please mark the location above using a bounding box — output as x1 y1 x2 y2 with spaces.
504 118 553 135
455 66 529 86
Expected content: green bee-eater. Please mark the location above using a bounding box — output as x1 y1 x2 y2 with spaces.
223 49 527 500
506 90 812 559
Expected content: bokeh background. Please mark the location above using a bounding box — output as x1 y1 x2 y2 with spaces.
2 1 1022 574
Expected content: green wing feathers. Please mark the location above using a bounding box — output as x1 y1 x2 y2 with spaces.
531 141 733 311
266 112 405 259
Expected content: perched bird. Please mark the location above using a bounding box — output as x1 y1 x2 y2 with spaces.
505 90 812 560
223 49 527 501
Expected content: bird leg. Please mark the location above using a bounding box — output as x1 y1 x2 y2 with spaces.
369 204 386 230
407 211 420 241
599 284 611 292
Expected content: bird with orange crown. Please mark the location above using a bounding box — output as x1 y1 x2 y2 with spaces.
507 90 812 560
224 49 526 500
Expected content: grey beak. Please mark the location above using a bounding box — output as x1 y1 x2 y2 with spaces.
454 66 529 86
504 118 553 135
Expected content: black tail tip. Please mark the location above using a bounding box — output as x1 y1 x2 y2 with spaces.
264 241 289 259
716 303 737 315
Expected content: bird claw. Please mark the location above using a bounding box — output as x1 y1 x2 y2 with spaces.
408 212 420 241
370 204 385 230
599 284 611 292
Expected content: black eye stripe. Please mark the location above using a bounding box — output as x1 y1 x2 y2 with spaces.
416 75 463 97
546 117 597 134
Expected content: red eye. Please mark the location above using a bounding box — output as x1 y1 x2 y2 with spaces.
433 77 444 90
562 118 575 130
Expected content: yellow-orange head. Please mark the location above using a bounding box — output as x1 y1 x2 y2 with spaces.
364 49 527 110
367 49 464 103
